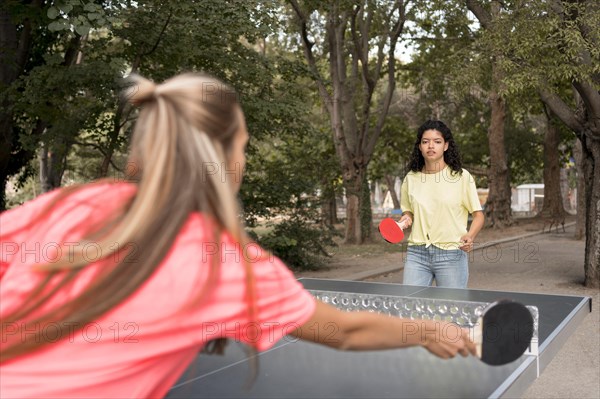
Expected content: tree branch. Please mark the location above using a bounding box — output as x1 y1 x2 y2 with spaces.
118 107 136 129
465 0 492 29
463 164 488 177
572 80 600 123
351 2 376 158
334 9 359 157
62 35 82 67
323 3 352 166
367 0 405 157
73 140 125 172
73 140 107 157
140 11 172 58
349 6 361 93
538 88 585 135
288 0 333 113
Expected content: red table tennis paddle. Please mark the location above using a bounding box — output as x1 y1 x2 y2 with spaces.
472 299 534 366
378 218 408 244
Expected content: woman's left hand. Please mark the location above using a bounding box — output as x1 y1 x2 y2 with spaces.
459 235 474 252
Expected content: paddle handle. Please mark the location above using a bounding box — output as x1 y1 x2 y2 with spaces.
473 320 483 358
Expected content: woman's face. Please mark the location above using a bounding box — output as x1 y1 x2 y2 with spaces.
227 107 249 193
419 129 448 165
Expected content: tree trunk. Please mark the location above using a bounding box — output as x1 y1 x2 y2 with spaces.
39 139 69 193
323 195 338 226
540 91 600 289
0 173 8 211
534 0 599 288
40 144 58 193
560 168 570 212
320 177 338 227
0 109 12 209
344 183 361 244
289 0 405 244
0 9 19 211
342 167 366 244
573 139 585 240
98 104 126 178
385 174 401 209
485 64 512 228
580 134 599 288
0 3 73 209
467 0 512 228
360 175 372 242
540 105 567 219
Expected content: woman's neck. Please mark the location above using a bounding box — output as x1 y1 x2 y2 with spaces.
422 160 447 174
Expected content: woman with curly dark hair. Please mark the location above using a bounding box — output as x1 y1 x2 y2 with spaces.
398 120 484 288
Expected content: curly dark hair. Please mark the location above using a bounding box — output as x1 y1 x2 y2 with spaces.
406 120 462 175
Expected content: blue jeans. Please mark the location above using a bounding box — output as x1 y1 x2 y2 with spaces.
403 245 468 288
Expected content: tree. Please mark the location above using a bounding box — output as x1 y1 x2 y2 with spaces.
369 88 418 210
404 0 516 208
573 139 585 240
499 89 570 220
0 1 127 204
499 0 599 288
2 0 339 270
287 0 407 244
465 0 513 227
540 103 570 222
1 1 49 210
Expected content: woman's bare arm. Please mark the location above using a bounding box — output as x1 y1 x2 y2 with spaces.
290 300 475 359
460 210 485 252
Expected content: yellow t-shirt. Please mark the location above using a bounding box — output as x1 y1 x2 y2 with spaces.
400 167 482 250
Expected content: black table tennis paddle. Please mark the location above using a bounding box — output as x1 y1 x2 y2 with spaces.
472 300 534 366
378 218 408 244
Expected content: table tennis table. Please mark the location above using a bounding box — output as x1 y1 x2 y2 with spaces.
167 278 591 398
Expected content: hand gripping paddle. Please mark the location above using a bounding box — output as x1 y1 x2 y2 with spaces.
378 218 408 244
472 300 534 366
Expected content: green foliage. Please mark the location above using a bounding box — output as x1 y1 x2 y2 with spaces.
2 0 342 271
401 0 578 189
505 113 544 186
5 159 41 209
369 108 414 180
403 1 494 183
9 0 590 269
254 217 337 271
495 1 600 95
240 76 341 269
46 0 115 35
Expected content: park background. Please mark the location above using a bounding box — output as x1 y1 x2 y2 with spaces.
0 0 598 288
1 2 599 397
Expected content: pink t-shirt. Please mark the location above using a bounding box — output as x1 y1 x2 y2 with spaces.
0 182 316 398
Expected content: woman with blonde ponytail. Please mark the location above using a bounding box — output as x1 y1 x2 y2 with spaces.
0 73 475 398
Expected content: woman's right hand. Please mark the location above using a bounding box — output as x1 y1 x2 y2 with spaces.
420 320 476 359
399 213 413 229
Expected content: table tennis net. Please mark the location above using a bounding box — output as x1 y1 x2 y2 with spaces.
308 289 539 356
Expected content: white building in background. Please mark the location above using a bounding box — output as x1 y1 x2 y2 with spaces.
373 181 383 213
382 190 395 212
511 184 544 214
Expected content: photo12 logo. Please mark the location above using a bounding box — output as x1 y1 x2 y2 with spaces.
2 321 139 344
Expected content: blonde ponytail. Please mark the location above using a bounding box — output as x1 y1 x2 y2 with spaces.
1 73 255 362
